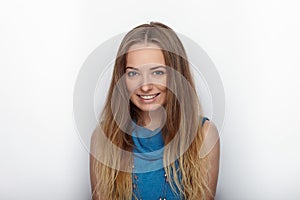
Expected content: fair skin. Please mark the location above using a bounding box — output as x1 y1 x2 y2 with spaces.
125 43 167 130
90 122 220 199
202 120 220 198
125 43 220 198
90 44 220 199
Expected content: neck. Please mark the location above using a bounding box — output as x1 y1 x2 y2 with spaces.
141 107 166 131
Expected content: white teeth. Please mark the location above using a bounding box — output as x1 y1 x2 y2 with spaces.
139 94 157 99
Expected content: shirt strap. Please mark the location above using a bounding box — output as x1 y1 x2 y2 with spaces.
202 117 209 126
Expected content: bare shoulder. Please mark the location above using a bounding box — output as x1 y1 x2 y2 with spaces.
90 126 100 153
200 119 220 158
200 119 220 198
201 120 219 139
90 125 105 157
90 125 103 200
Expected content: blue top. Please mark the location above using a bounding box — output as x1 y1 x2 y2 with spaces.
131 117 209 200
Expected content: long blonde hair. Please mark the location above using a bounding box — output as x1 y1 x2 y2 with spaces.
90 22 213 199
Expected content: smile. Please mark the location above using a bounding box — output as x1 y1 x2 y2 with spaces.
137 93 160 100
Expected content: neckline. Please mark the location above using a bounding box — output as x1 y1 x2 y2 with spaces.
131 120 163 138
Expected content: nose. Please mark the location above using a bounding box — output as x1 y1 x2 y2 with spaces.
140 74 153 92
140 83 153 92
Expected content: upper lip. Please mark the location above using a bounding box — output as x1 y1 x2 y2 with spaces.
137 93 160 96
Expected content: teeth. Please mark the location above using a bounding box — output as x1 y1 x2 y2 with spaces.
139 94 157 99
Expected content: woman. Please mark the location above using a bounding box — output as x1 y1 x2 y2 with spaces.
90 22 220 200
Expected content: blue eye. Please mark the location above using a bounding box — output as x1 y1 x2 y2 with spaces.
127 71 138 77
153 70 165 75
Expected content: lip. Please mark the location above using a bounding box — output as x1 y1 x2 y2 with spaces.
137 93 160 103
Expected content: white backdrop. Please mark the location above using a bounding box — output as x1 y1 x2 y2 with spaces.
1 0 300 199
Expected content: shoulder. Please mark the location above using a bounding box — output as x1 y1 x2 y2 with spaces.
200 119 220 197
90 124 105 157
90 125 101 146
201 119 219 138
90 121 105 144
200 119 220 158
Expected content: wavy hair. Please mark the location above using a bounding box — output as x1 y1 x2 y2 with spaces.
90 22 213 200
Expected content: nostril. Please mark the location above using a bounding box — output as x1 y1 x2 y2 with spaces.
140 84 153 92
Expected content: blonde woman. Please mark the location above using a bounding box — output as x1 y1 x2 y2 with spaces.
90 22 220 200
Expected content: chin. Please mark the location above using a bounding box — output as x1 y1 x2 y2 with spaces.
136 104 163 112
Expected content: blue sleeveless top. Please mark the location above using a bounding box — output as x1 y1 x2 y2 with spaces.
131 117 209 200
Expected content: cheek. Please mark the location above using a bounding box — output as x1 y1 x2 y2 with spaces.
160 90 167 104
157 76 167 87
157 84 167 92
125 79 135 94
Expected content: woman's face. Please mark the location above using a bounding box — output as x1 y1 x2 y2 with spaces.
125 43 167 112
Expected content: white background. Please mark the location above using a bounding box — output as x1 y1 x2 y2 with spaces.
1 0 300 199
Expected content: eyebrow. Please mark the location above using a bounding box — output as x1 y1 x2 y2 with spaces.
125 66 139 70
125 65 166 70
150 65 166 70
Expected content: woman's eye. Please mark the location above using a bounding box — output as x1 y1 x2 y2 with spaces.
127 71 138 77
153 70 165 75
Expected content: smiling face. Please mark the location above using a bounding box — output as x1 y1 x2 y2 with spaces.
125 43 167 112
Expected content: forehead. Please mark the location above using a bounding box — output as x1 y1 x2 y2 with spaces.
126 43 165 67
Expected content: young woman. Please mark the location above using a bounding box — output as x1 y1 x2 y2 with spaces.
90 22 220 200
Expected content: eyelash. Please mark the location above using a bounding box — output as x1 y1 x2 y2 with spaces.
153 70 165 75
127 71 139 77
126 70 165 77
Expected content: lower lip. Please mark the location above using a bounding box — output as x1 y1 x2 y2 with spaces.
138 94 160 103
